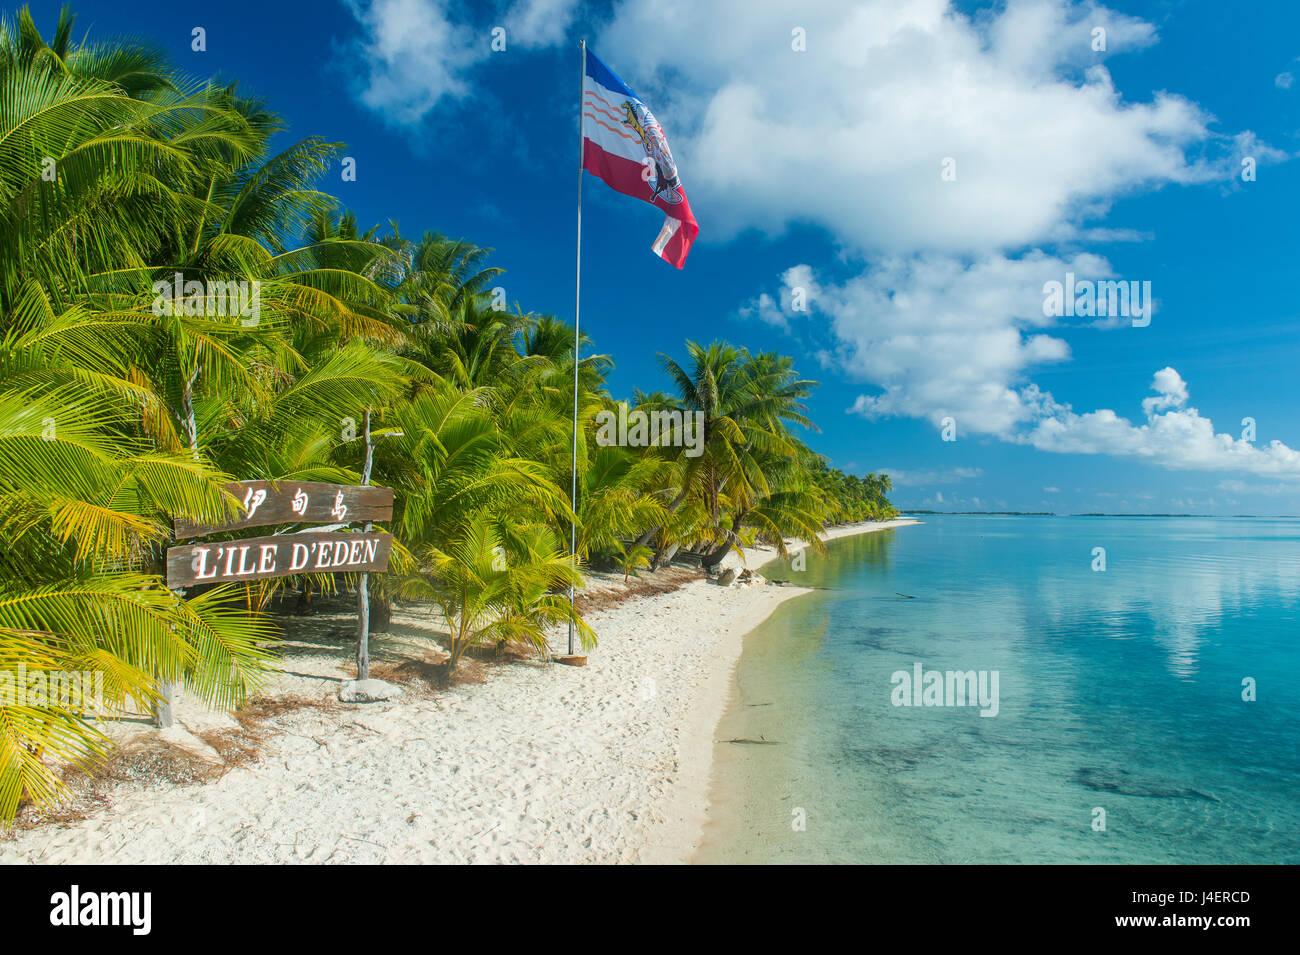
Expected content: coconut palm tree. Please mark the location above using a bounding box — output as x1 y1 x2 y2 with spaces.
0 332 278 821
576 442 671 564
628 341 817 562
697 444 829 569
0 7 291 820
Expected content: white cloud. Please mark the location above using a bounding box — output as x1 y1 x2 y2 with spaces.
781 252 1098 434
737 264 822 330
1141 366 1188 416
504 0 579 48
776 253 1300 475
1277 72 1295 90
344 0 579 123
598 0 1248 255
1217 479 1300 495
685 1 1292 477
338 0 1296 480
344 0 484 123
1019 368 1300 476
737 291 784 329
986 0 1158 74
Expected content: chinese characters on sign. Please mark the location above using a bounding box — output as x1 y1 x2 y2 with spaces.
172 481 394 536
167 481 394 587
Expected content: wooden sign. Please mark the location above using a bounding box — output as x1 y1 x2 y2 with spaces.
166 531 392 588
174 481 394 537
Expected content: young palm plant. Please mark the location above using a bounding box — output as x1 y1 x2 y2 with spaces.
412 512 593 680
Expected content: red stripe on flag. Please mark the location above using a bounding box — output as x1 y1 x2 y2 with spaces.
582 140 699 268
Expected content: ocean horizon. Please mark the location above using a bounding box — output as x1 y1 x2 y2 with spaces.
697 515 1300 864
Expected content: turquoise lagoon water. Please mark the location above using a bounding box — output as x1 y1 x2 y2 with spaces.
695 516 1300 864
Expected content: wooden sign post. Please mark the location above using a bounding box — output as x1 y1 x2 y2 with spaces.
160 477 395 725
356 410 376 682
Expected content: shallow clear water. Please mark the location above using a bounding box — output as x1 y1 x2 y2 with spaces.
695 516 1300 864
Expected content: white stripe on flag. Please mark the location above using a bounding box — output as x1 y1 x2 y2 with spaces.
582 76 645 165
651 216 681 256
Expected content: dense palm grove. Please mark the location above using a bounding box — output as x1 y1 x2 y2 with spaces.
0 7 895 820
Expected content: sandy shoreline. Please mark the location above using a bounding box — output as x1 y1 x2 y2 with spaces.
1 518 917 864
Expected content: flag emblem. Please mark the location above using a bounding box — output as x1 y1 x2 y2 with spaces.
618 100 682 205
581 48 698 267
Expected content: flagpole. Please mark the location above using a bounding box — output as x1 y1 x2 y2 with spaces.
568 38 586 657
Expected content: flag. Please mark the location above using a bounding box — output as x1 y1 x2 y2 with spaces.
581 48 699 268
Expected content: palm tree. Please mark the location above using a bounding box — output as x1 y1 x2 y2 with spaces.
698 444 829 569
409 511 593 680
0 345 278 821
576 442 671 565
628 341 817 563
0 7 311 820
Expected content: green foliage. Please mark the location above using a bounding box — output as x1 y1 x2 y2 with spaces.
407 512 594 676
809 462 898 524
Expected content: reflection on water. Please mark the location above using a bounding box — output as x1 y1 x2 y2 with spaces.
696 516 1300 864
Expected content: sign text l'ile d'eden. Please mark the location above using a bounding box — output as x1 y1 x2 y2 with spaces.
166 480 394 588
167 530 391 587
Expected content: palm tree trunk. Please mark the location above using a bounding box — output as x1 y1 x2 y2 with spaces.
158 357 201 728
651 542 679 571
631 483 692 554
702 511 746 570
180 376 198 455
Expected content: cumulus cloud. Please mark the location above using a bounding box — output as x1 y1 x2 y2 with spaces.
737 264 822 330
338 0 1295 479
1141 366 1188 416
598 0 1249 255
344 0 483 123
1218 479 1300 495
763 254 1300 475
344 0 578 123
504 0 579 48
752 252 1101 434
689 1 1290 476
1018 369 1300 476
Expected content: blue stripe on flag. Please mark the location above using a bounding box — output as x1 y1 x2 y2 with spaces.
586 48 637 101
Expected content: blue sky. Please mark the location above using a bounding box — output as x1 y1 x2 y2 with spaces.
26 0 1300 514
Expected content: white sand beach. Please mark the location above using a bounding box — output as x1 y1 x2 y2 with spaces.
1 518 917 865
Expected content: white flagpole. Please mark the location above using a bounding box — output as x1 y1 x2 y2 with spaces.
568 38 586 657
